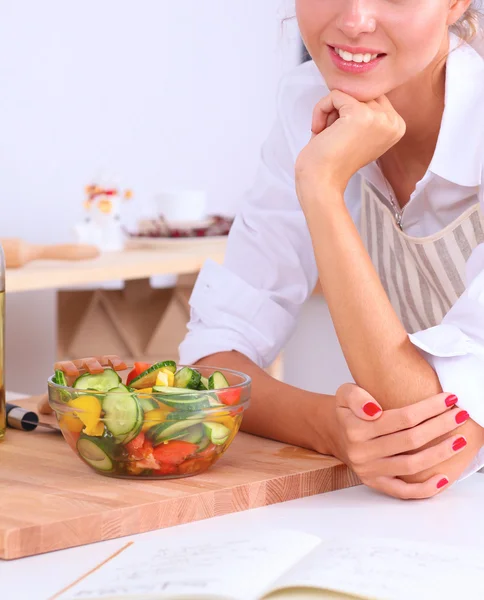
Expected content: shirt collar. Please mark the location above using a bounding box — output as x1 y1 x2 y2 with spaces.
429 33 484 188
361 33 484 192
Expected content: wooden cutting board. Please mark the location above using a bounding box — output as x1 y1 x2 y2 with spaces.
0 397 360 560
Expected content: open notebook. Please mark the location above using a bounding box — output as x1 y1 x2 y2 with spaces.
56 529 484 600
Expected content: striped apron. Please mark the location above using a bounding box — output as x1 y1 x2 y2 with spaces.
361 179 484 333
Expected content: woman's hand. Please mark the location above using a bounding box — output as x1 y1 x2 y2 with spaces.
332 383 471 499
295 91 406 197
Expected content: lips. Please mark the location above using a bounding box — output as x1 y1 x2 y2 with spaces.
329 45 386 64
328 45 386 74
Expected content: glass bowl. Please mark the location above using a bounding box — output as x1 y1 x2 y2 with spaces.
48 365 251 479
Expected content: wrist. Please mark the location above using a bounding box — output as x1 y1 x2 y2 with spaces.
295 165 349 198
307 393 339 456
296 173 348 213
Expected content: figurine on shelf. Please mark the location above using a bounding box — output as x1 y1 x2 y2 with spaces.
74 176 133 252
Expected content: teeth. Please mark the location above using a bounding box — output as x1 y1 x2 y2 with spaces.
335 48 379 63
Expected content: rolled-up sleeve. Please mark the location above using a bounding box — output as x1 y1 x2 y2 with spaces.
409 242 484 477
179 85 318 368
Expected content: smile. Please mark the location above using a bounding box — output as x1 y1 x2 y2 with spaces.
328 45 386 74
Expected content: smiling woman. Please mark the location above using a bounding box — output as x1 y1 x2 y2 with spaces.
180 0 484 500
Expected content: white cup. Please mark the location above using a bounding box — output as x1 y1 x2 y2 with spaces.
154 190 208 227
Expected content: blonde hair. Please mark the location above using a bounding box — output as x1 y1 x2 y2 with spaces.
452 2 483 41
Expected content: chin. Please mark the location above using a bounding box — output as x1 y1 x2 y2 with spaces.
325 76 392 103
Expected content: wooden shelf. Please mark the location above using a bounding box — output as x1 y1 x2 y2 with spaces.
5 239 227 293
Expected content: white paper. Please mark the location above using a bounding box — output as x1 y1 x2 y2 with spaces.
60 530 321 600
271 537 484 600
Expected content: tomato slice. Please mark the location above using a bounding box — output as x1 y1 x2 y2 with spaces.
152 463 178 475
126 362 152 385
216 388 241 406
126 368 138 386
197 443 218 459
153 441 198 465
126 432 145 454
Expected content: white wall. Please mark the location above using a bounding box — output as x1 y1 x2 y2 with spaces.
1 0 352 397
0 0 304 393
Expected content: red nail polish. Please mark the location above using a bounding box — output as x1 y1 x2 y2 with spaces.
445 394 458 407
437 478 449 489
363 402 381 417
452 437 467 452
455 410 469 424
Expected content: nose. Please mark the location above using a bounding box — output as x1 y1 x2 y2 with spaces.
337 0 377 38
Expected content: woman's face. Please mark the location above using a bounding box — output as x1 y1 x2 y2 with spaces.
296 0 470 102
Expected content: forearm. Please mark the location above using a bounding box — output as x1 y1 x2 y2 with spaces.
196 350 336 455
301 184 441 408
300 184 483 483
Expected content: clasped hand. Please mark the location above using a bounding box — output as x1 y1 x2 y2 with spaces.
332 383 471 499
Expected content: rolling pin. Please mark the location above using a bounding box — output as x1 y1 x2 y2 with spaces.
1 238 100 268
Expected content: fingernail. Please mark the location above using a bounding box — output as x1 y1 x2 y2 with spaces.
455 410 469 424
445 394 458 407
437 477 449 489
452 437 467 452
363 402 382 417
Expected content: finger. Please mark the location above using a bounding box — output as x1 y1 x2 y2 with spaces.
336 383 382 421
370 393 460 438
365 473 450 500
373 95 395 112
366 406 469 460
326 110 339 128
311 90 360 135
362 434 467 478
366 100 384 112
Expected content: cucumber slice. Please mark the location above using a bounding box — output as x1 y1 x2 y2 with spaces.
157 393 210 412
207 394 224 408
166 411 206 422
138 396 159 413
198 376 209 391
145 418 203 446
153 386 195 395
77 436 114 472
179 424 204 444
174 367 201 390
102 385 143 441
54 369 68 386
197 436 212 452
208 371 230 390
74 368 121 392
203 422 231 445
53 369 72 403
129 361 177 389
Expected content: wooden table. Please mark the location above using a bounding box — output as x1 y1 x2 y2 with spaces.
6 240 227 293
0 395 359 560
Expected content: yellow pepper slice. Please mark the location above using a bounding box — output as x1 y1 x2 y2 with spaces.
67 395 104 437
161 368 175 387
155 369 176 387
212 415 235 430
136 387 153 394
141 408 173 432
59 412 84 433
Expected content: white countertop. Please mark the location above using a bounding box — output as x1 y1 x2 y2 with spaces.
4 391 484 599
2 473 484 600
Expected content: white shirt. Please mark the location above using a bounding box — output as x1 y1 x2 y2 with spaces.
180 33 484 474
